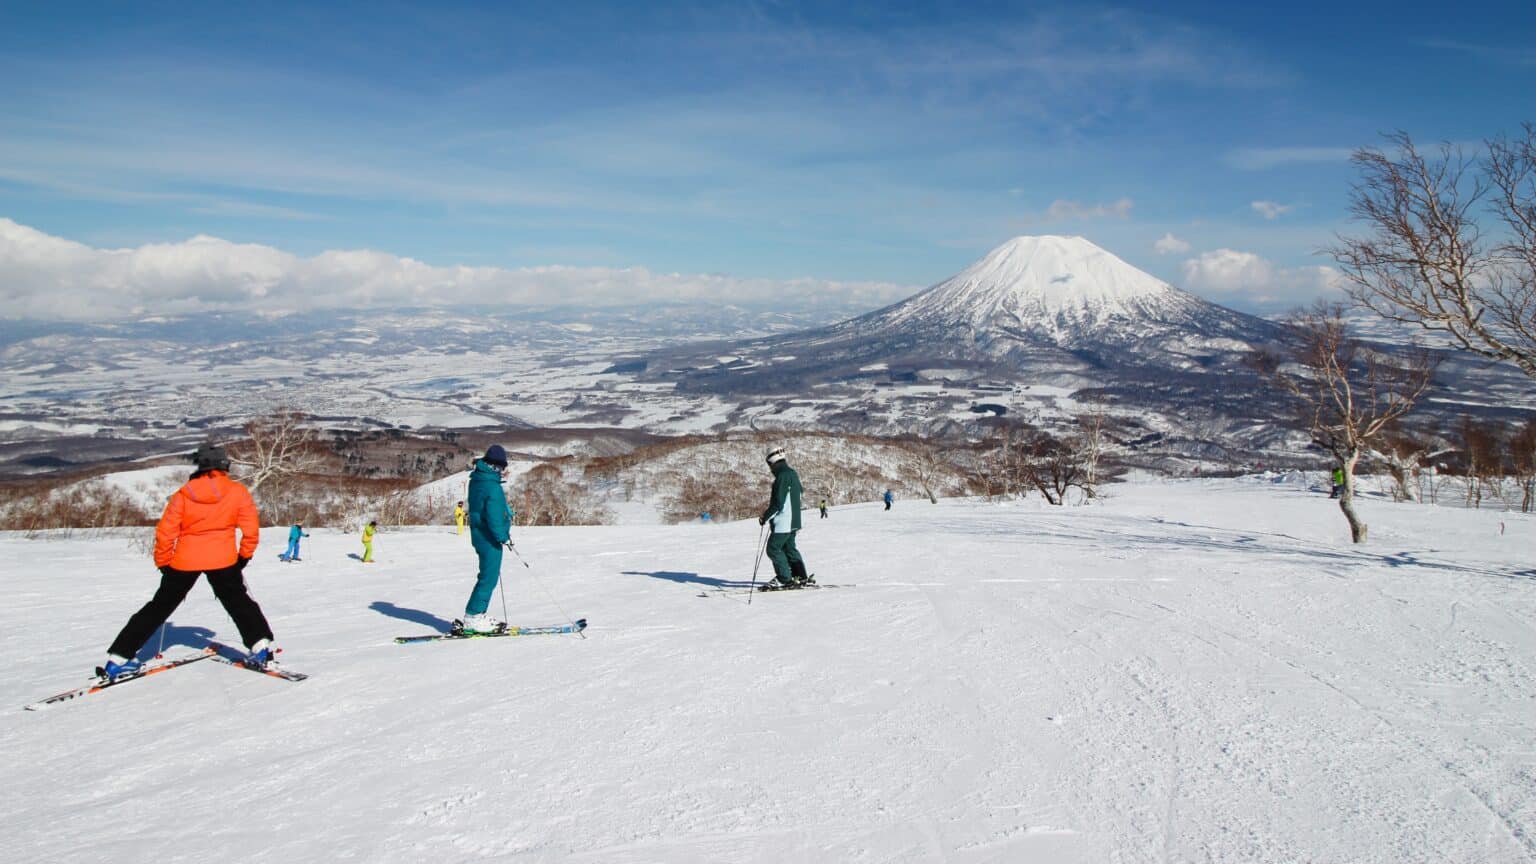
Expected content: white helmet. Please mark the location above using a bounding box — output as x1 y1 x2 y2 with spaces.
764 446 786 465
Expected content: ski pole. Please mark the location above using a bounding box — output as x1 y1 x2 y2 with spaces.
747 522 766 605
497 560 510 626
507 541 585 639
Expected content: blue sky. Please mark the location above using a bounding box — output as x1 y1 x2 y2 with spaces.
1 0 1533 318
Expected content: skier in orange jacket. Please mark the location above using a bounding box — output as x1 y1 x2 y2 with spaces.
101 443 277 678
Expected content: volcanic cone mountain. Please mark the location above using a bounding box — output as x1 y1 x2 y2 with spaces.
638 236 1284 420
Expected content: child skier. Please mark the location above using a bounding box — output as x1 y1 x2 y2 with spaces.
362 520 377 563
454 501 467 535
283 522 309 562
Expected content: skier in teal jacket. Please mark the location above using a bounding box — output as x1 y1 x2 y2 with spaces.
758 446 813 589
459 445 513 633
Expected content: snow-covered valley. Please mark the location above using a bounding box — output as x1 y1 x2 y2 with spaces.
3 476 1533 862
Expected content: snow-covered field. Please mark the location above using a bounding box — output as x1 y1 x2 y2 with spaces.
2 477 1534 862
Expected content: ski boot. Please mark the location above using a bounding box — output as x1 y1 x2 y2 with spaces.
245 639 276 669
452 614 507 635
98 655 141 680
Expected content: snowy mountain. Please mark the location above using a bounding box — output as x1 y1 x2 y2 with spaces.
870 234 1254 347
4 476 1533 861
633 236 1294 456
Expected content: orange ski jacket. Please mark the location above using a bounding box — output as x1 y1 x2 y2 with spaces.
153 470 260 571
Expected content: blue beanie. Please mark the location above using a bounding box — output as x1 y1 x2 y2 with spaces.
484 444 508 467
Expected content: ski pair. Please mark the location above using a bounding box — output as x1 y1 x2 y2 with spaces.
697 582 850 597
24 644 304 711
395 618 588 644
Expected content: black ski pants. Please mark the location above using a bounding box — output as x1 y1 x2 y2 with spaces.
108 565 274 658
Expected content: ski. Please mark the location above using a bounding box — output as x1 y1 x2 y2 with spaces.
209 643 309 681
396 618 588 644
699 582 851 596
24 647 217 711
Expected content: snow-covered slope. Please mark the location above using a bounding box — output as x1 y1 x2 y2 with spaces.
3 478 1533 862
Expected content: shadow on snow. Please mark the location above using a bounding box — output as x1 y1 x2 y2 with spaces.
622 570 758 589
134 621 220 660
368 601 454 632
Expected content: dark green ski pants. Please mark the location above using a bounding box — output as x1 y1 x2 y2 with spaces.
765 530 804 584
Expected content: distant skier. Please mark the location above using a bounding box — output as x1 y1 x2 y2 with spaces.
883 488 894 511
758 446 813 589
362 520 377 563
1329 467 1345 499
101 443 277 678
819 498 829 519
282 522 309 562
454 501 467 535
458 445 514 633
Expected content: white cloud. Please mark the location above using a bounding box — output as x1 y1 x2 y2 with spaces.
1180 248 1343 308
1250 200 1294 220
1154 232 1190 255
1225 147 1354 171
1026 197 1134 224
0 218 918 322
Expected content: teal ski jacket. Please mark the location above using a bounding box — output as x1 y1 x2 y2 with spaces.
467 459 513 544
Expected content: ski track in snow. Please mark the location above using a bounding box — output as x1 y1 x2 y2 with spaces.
1 478 1534 863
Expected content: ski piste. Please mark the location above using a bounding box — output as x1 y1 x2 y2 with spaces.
396 618 588 644
209 643 309 682
23 647 217 711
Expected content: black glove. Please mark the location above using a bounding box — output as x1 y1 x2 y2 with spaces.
233 556 251 573
758 515 767 526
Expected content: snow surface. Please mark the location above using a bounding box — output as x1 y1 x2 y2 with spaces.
3 478 1535 862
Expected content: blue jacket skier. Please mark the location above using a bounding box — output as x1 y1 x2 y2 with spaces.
459 445 513 633
758 446 813 589
283 523 309 562
883 488 894 510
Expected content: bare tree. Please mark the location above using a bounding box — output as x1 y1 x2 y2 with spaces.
1076 403 1109 496
1456 416 1506 508
1262 303 1438 542
228 409 324 492
1373 426 1431 502
1018 431 1089 506
512 463 609 526
1509 417 1536 513
1330 126 1536 379
898 436 959 504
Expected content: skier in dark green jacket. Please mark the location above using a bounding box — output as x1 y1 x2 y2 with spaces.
758 446 813 589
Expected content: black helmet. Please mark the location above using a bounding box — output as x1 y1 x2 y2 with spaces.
189 443 231 473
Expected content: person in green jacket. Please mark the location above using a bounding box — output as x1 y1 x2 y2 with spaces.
361 520 377 563
758 446 813 590
1329 466 1345 499
458 445 514 633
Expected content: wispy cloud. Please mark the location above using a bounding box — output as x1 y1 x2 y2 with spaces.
1225 147 1354 171
1250 200 1294 220
1017 198 1135 226
1420 38 1536 67
0 218 918 321
1154 233 1191 254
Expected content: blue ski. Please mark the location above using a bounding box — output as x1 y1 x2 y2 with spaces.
396 618 587 644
